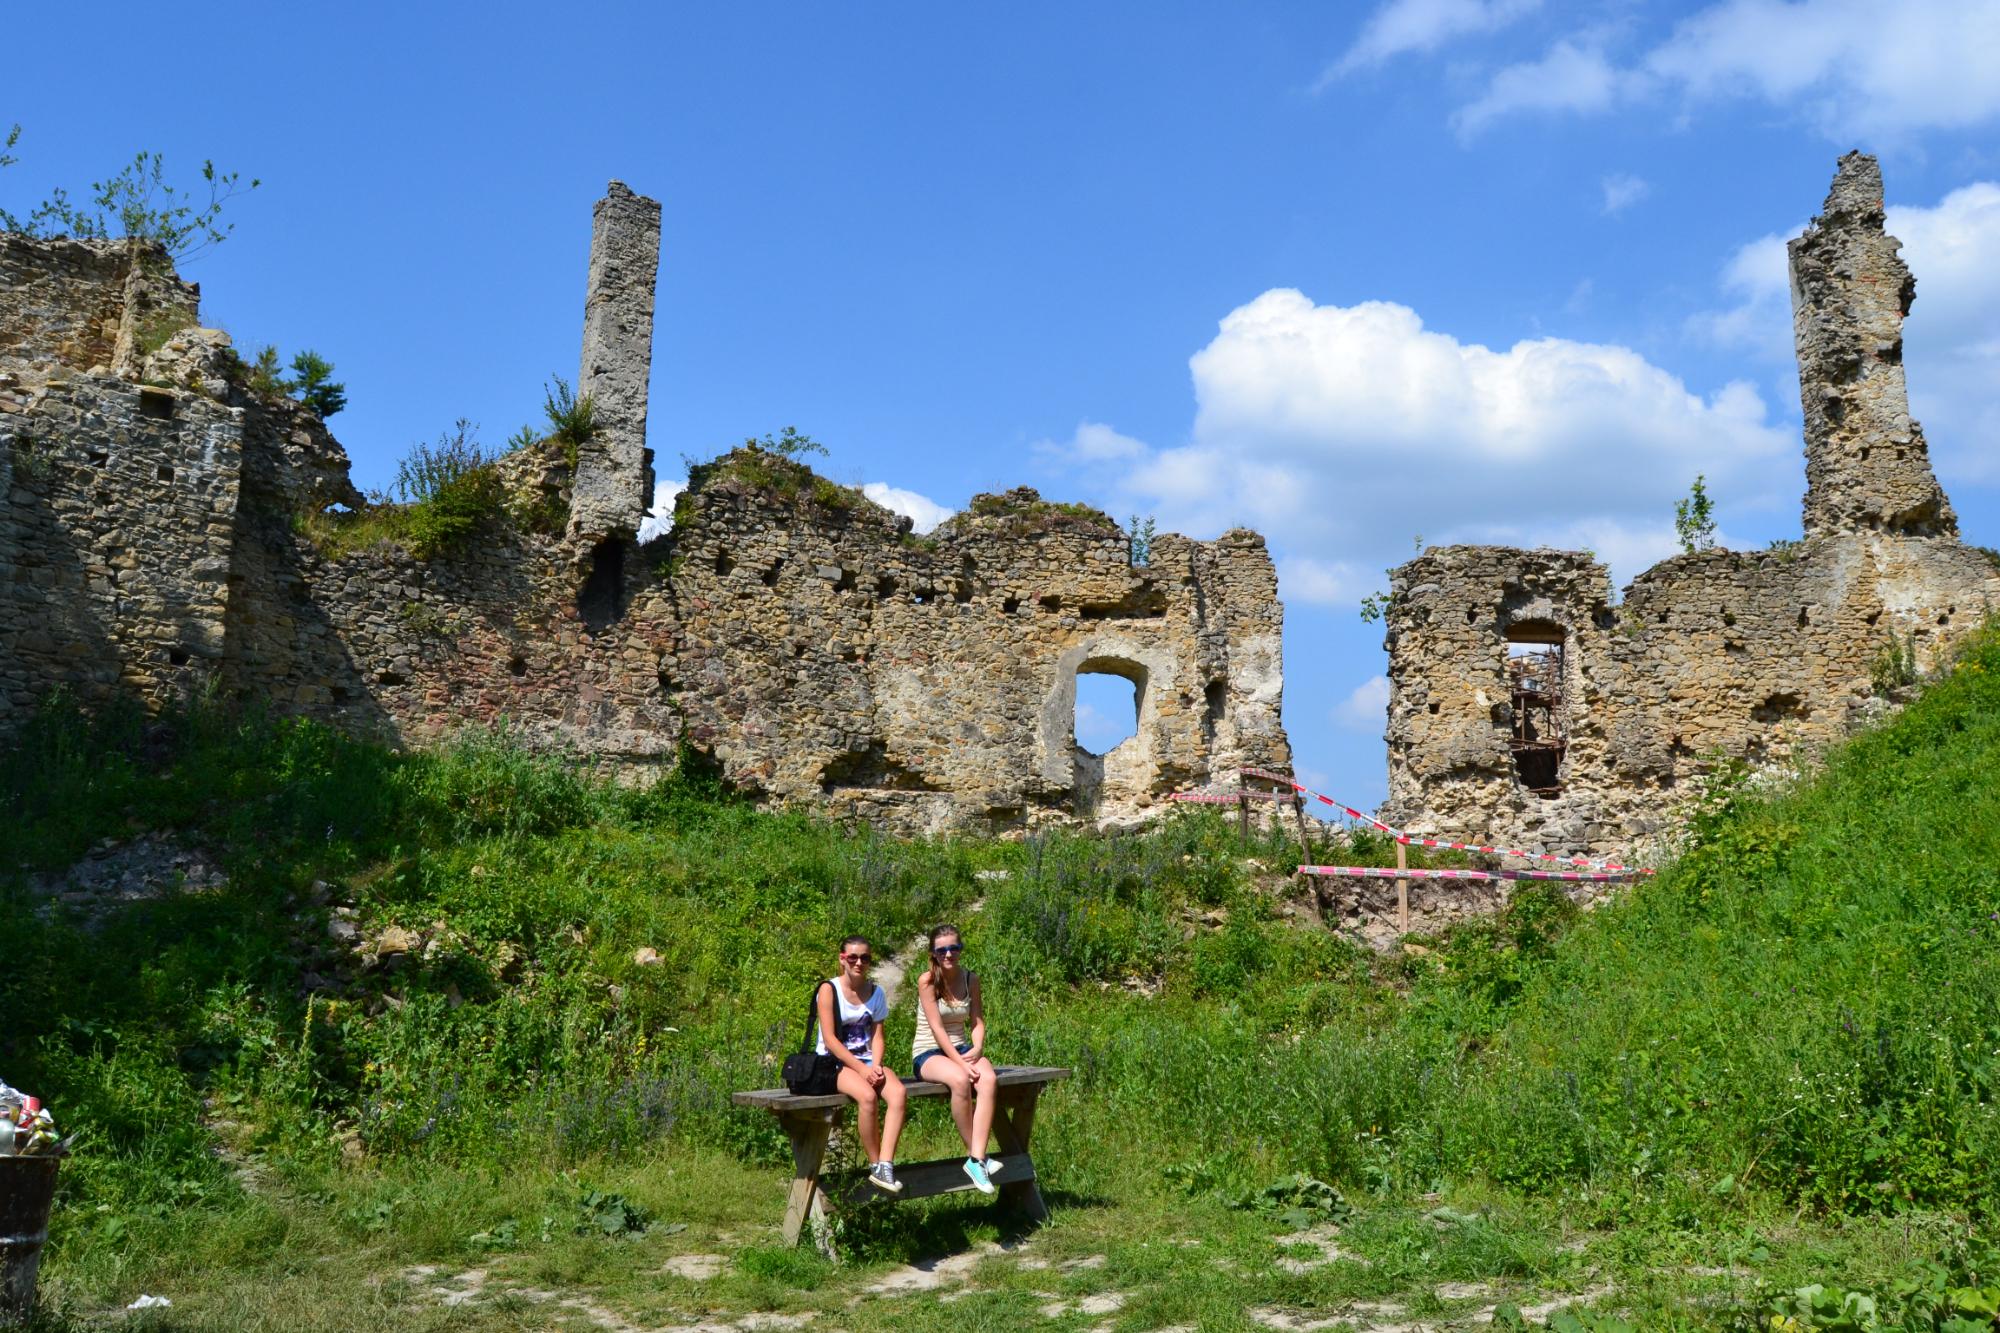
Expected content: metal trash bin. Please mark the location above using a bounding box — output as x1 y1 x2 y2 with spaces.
0 1155 60 1325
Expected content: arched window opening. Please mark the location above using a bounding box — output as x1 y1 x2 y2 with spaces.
1505 620 1566 796
1074 669 1139 756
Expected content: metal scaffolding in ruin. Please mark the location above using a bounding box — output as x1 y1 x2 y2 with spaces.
1506 644 1565 794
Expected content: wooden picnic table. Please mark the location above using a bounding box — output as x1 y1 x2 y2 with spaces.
732 1065 1070 1247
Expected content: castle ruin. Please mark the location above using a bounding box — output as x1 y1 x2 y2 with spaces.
1382 154 1997 857
0 184 1290 833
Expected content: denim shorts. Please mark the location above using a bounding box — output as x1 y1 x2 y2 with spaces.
912 1041 973 1078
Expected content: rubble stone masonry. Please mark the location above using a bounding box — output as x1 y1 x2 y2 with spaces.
0 193 1289 833
1383 156 1998 858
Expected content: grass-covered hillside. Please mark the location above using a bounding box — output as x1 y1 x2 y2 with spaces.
3 625 1999 1331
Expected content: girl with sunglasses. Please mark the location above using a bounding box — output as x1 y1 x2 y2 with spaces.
912 923 1002 1193
815 933 907 1192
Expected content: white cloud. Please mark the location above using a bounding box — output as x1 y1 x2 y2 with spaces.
1075 287 1793 599
1454 0 2000 140
1321 0 1541 83
1333 675 1392 733
1600 173 1651 215
1277 556 1370 608
1453 40 1637 137
861 481 955 533
1892 182 2000 479
1035 420 1149 465
1687 230 1797 360
1647 0 2000 140
637 478 685 544
1691 180 2000 482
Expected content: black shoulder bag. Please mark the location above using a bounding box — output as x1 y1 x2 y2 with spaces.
781 981 843 1096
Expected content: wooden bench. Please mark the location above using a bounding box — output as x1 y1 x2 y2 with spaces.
732 1065 1070 1246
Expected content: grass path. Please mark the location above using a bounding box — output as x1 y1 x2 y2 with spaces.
37 1144 1970 1331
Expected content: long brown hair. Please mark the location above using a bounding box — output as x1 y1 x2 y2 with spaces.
926 923 967 1004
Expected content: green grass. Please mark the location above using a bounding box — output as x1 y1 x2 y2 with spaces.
963 488 1121 536
5 626 2000 1328
684 440 869 516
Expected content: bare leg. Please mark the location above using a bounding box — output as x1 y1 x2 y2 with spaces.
878 1070 908 1162
836 1066 882 1161
970 1058 999 1159
925 1058 978 1154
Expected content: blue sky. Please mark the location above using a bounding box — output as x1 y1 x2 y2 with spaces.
9 1 1998 813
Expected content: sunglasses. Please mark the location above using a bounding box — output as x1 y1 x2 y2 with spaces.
842 953 872 964
931 944 963 956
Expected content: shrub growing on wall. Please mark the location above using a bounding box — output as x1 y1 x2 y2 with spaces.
394 420 505 558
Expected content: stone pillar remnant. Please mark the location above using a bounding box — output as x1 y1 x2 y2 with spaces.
1788 152 1955 538
568 180 662 545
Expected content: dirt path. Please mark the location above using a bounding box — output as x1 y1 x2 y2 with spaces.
871 931 928 1009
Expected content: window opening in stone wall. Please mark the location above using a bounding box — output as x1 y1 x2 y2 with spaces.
1505 624 1566 796
579 537 626 633
1201 679 1228 748
1074 669 1139 756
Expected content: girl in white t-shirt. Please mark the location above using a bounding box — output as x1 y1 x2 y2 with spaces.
814 933 908 1192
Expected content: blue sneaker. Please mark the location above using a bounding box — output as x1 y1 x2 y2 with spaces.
962 1157 994 1194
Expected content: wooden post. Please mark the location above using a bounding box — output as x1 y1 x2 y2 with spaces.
1237 789 1250 844
1290 794 1312 865
779 1110 834 1250
993 1088 1050 1222
1395 840 1409 934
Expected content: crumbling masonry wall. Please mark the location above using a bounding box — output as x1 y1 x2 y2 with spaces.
0 200 1289 834
1383 155 1998 857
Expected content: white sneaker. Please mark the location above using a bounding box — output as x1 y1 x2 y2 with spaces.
984 1157 1005 1177
869 1161 904 1194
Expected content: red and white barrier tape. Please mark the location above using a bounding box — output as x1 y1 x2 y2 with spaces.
1238 767 1654 877
1168 790 1291 805
1296 864 1637 883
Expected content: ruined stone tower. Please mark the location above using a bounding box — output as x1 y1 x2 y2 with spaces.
1381 154 1996 859
1790 152 1956 538
567 181 662 546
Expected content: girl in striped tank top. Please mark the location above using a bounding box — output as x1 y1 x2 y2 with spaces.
913 923 1003 1193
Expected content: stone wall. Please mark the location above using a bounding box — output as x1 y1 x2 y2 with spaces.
1383 155 1998 858
0 368 244 714
0 234 199 378
0 214 1291 834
